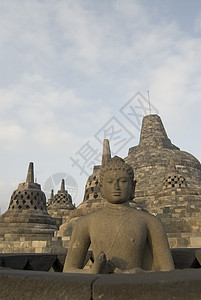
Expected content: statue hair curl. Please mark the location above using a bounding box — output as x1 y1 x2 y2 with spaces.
100 156 134 187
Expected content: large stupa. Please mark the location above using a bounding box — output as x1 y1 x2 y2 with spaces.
125 114 201 248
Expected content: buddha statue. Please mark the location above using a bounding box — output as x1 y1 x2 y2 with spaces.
63 156 174 273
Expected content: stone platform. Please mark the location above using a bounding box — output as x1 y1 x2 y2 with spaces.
1 268 201 299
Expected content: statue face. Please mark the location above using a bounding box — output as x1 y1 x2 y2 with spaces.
101 169 133 204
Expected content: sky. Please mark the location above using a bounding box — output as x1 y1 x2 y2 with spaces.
0 0 201 213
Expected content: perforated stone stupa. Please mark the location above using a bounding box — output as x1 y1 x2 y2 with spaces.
0 163 65 253
125 114 201 248
47 179 75 226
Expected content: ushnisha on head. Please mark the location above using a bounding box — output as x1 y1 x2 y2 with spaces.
100 156 135 204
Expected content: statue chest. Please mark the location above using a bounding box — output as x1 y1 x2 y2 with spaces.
89 212 147 260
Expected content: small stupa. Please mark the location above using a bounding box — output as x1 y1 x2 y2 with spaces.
47 179 75 226
0 162 65 253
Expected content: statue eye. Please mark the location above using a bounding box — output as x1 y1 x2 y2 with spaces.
106 180 113 184
119 179 128 183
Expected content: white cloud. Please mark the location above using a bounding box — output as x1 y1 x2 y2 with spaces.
0 0 201 214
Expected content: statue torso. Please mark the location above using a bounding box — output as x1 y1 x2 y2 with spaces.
87 206 149 270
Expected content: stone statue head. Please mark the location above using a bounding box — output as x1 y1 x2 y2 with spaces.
100 156 135 204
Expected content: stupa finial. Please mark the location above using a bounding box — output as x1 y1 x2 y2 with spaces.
61 179 65 192
169 157 176 173
50 189 54 200
26 162 34 183
102 139 111 166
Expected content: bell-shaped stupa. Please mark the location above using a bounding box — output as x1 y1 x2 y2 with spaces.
47 179 75 227
125 114 201 248
0 162 65 253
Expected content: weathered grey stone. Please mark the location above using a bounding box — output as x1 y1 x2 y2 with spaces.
63 156 174 274
1 268 201 299
0 269 96 300
47 179 75 212
124 115 201 248
0 163 65 254
93 269 201 300
57 139 142 249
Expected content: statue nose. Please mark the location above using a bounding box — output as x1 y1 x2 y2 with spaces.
114 180 120 189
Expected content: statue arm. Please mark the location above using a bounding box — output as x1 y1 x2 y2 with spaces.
63 219 91 273
147 215 175 271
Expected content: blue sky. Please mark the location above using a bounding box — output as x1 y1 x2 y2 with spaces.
0 0 201 213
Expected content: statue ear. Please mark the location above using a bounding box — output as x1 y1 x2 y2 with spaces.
131 180 136 199
99 183 104 198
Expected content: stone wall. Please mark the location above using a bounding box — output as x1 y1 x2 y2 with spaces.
1 268 201 299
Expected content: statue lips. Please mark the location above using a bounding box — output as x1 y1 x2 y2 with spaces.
112 192 121 196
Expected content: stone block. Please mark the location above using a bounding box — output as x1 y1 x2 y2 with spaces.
32 241 47 248
93 269 201 300
0 269 96 300
190 237 201 248
62 236 70 241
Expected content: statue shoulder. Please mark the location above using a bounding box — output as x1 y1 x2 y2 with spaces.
75 208 103 225
142 211 165 231
135 210 163 225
